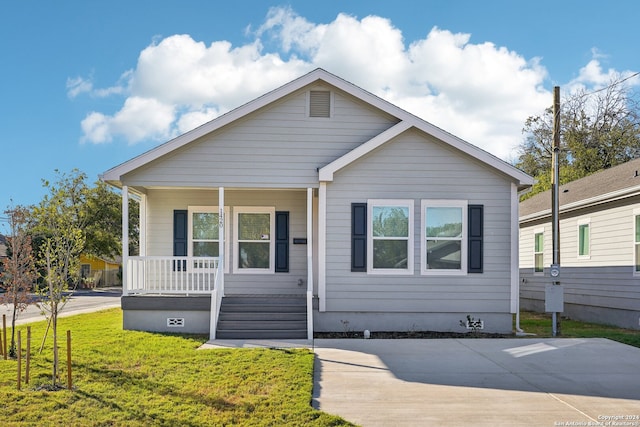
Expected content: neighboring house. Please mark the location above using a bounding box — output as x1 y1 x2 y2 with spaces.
519 158 640 330
102 68 533 339
79 254 121 288
0 234 6 282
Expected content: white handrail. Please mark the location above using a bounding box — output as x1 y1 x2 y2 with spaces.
126 256 219 295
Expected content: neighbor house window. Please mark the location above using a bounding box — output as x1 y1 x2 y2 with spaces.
234 207 275 273
188 206 229 271
577 219 590 257
635 214 640 273
421 200 467 274
534 229 544 273
367 200 413 274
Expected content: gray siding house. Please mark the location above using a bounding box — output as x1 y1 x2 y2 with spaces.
519 158 640 330
102 69 533 339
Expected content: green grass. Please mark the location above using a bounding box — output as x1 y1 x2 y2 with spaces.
0 309 353 426
518 310 640 348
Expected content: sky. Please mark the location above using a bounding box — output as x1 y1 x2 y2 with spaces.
1 0 639 212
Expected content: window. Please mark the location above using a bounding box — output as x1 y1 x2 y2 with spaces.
635 214 640 273
188 206 229 271
421 200 467 274
234 207 275 273
367 200 413 274
534 229 544 273
577 220 590 257
309 90 331 118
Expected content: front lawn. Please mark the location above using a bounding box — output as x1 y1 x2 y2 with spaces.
518 310 640 348
0 309 352 426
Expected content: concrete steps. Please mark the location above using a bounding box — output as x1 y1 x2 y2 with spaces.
216 295 307 339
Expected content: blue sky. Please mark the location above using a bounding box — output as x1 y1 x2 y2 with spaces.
1 0 639 211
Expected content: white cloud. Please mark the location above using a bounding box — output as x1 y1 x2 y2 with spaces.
76 6 634 161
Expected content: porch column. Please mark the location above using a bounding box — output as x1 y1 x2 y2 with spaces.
306 187 314 339
122 185 129 295
138 193 147 256
318 182 327 312
218 187 224 295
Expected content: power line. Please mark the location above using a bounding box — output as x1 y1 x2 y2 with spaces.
576 71 640 98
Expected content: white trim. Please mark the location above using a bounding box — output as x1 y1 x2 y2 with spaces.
367 199 414 275
218 187 225 294
122 185 129 295
233 206 275 274
306 188 314 339
576 217 591 259
319 121 412 181
102 68 533 190
318 182 327 312
510 183 519 314
138 193 147 257
187 205 230 273
420 200 468 276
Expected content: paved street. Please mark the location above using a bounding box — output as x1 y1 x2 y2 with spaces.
0 288 121 326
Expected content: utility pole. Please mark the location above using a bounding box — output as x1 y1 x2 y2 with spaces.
551 86 562 336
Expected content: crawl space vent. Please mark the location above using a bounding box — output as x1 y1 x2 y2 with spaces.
167 318 185 328
465 319 484 330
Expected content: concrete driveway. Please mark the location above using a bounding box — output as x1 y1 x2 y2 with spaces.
312 338 640 427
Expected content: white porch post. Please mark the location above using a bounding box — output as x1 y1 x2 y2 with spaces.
318 182 327 312
138 193 147 256
306 187 314 339
122 185 129 295
218 187 225 295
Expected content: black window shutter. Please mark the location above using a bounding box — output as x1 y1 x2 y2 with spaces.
351 203 367 272
275 211 289 272
468 204 483 273
173 210 188 271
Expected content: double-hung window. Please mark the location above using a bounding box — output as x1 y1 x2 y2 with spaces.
367 200 413 274
421 200 467 274
635 213 640 274
577 219 590 258
534 229 544 274
188 206 229 271
234 207 275 273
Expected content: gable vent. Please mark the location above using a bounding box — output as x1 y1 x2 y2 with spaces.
309 91 331 118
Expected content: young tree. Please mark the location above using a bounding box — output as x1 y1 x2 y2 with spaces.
0 206 37 357
515 75 640 198
32 171 86 387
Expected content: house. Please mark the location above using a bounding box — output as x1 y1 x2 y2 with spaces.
519 158 640 330
79 254 121 288
102 68 534 339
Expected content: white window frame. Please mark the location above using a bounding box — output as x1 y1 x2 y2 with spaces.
577 218 590 259
634 208 640 276
233 206 275 274
367 199 414 275
188 206 230 273
421 200 468 276
533 227 545 275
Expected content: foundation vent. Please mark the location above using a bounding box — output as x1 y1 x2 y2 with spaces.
465 319 484 330
167 318 185 328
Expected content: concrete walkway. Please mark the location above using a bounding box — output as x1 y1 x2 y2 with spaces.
312 338 640 427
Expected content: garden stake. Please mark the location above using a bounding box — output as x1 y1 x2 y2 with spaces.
0 319 3 356
26 326 31 384
66 330 72 390
17 331 21 391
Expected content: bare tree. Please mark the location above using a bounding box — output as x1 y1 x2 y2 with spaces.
515 74 640 198
0 206 37 357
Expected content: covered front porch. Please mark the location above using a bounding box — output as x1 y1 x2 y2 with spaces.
120 186 316 340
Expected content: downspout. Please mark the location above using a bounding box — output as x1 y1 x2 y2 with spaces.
515 185 534 336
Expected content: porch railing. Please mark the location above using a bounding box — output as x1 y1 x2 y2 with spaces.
125 256 219 295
